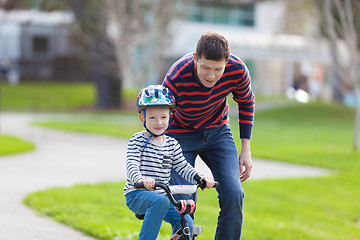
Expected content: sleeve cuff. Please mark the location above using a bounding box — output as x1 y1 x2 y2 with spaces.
240 124 253 140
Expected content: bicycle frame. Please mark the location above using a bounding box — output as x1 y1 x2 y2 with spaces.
135 182 195 240
134 175 219 240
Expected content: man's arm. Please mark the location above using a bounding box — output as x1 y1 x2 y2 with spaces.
239 138 252 182
232 62 254 182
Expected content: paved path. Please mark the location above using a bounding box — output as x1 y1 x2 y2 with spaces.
0 113 331 240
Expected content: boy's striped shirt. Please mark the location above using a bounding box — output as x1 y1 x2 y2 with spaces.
163 53 255 139
123 131 199 196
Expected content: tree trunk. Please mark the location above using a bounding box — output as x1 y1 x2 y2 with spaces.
94 71 121 109
70 0 122 110
90 35 122 109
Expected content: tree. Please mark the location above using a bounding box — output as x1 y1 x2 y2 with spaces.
103 0 176 87
67 0 178 109
318 0 360 149
69 0 122 109
2 0 121 109
1 0 179 109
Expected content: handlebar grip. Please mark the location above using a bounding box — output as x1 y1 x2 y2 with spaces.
194 174 220 189
194 174 201 184
134 182 145 189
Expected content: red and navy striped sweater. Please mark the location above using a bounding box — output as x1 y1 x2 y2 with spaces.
163 53 255 139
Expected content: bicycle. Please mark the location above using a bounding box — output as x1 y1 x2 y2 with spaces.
134 174 219 240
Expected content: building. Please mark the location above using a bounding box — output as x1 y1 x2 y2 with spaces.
0 9 75 80
165 0 348 101
0 2 348 101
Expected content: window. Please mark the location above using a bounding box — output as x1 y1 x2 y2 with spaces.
33 36 48 53
187 2 255 27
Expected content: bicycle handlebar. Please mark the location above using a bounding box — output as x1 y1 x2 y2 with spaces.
134 181 179 206
193 174 220 190
134 174 219 207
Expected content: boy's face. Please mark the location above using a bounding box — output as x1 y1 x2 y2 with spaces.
194 54 227 88
140 107 170 136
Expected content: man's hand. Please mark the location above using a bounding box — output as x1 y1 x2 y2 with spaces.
239 138 252 182
201 175 215 189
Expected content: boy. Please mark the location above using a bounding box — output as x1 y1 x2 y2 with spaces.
163 31 255 239
123 85 214 240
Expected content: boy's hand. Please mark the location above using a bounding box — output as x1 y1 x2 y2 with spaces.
138 177 156 191
201 175 215 189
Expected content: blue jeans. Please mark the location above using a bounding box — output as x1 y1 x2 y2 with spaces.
126 190 194 240
168 124 244 240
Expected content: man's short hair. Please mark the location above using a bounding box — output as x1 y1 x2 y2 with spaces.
195 31 230 61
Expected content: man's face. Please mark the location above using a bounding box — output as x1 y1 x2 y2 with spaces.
194 55 227 88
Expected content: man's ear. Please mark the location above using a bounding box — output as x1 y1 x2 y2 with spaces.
193 53 198 70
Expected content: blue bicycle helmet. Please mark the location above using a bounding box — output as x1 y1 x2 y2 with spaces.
136 85 175 113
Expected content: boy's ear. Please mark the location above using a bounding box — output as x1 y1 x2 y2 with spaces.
139 113 145 124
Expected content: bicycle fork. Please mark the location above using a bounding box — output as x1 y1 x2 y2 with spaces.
169 215 202 240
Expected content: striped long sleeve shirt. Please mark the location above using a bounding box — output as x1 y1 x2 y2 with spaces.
123 131 199 196
163 53 255 139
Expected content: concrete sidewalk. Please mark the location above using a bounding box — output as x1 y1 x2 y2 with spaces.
0 113 331 240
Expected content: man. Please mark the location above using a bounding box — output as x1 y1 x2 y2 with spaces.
162 31 255 239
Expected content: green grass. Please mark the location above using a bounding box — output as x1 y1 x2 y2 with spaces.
24 182 221 240
24 182 144 240
34 120 142 139
23 102 360 240
242 174 360 240
246 102 360 172
1 82 96 111
0 135 35 155
0 81 139 111
32 113 142 139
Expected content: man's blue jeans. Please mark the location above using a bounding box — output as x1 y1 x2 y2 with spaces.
126 190 194 240
168 124 244 240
